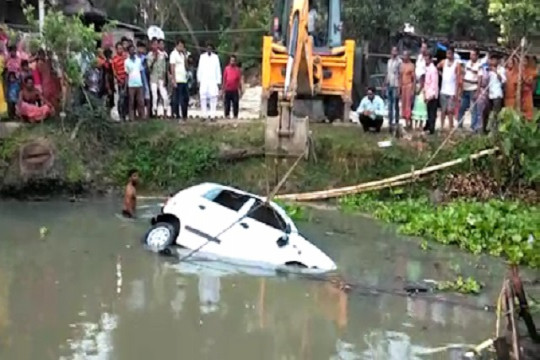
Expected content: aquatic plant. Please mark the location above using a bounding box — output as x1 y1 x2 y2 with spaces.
436 276 483 295
340 194 540 268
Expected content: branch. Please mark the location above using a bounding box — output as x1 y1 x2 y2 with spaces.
70 87 93 141
173 0 200 54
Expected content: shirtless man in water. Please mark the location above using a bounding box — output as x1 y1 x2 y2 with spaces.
122 169 139 218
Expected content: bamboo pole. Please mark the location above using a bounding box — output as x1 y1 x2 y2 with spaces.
276 148 498 202
508 283 521 360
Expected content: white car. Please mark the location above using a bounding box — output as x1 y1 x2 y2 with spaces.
144 183 337 271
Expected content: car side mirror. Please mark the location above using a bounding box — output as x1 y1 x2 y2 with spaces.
277 235 288 248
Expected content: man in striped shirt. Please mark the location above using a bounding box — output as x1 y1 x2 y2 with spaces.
458 48 481 131
112 42 128 121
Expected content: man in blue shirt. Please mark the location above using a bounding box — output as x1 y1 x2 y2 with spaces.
125 45 146 120
356 87 385 132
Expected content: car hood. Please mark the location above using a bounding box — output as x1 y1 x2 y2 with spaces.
292 234 337 272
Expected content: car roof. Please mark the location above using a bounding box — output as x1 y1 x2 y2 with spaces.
181 182 265 202
177 182 297 231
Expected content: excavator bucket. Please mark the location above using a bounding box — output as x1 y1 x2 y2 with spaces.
265 102 309 157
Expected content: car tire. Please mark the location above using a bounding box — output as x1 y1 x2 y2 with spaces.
144 222 176 254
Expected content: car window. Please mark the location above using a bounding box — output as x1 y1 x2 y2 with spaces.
248 200 286 231
205 189 251 212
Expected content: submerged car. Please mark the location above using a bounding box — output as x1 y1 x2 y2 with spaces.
144 183 337 271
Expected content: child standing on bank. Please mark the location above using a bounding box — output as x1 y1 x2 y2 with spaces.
412 79 427 130
7 72 20 119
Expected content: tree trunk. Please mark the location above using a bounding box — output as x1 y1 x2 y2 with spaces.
230 0 241 52
174 0 200 54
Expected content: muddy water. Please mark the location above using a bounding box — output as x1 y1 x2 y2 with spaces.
0 199 515 359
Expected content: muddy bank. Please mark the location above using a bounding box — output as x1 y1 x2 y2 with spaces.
0 120 495 199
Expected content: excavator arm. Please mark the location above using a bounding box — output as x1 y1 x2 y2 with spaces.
262 0 355 157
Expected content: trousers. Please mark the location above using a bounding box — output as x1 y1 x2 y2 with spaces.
359 114 383 132
128 87 145 120
387 86 400 126
426 98 438 134
458 90 479 130
173 83 189 119
151 80 170 117
200 94 218 119
224 90 239 118
117 82 128 120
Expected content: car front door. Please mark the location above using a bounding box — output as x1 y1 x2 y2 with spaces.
227 199 297 267
182 188 249 257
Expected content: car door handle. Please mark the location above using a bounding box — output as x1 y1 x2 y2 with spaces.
240 222 249 229
198 205 206 210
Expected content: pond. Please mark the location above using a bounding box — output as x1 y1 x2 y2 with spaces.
0 198 518 359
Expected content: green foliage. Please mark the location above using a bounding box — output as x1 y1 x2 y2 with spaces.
495 109 540 186
0 131 27 162
407 0 496 40
340 194 540 268
23 6 104 85
437 276 483 295
108 126 219 191
217 2 271 69
488 0 540 44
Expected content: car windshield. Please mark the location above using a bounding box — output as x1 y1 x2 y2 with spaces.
248 200 287 231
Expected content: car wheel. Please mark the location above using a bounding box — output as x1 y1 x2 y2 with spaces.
144 222 176 253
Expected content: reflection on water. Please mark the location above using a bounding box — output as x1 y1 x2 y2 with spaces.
0 199 516 359
60 312 118 360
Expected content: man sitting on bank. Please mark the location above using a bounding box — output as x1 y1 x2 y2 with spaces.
356 87 385 132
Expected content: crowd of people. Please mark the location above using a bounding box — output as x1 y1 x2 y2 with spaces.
357 43 539 134
0 25 245 123
0 26 61 123
87 37 244 122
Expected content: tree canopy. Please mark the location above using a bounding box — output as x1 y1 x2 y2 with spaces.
90 0 538 63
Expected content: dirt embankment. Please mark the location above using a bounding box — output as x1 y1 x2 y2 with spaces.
0 120 502 200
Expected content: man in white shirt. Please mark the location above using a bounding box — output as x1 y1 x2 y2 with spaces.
356 87 385 132
458 48 481 130
415 42 428 81
170 39 189 120
197 43 222 120
486 54 506 132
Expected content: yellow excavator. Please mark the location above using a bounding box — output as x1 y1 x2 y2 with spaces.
261 0 355 157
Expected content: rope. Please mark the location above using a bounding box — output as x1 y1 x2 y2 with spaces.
178 149 307 262
183 42 262 58
175 254 497 313
163 28 267 35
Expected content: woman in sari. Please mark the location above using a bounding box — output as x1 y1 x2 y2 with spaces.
36 50 61 111
521 56 537 121
400 51 416 128
17 76 53 123
504 57 518 109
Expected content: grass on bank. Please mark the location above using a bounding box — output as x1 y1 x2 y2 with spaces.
0 119 495 196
